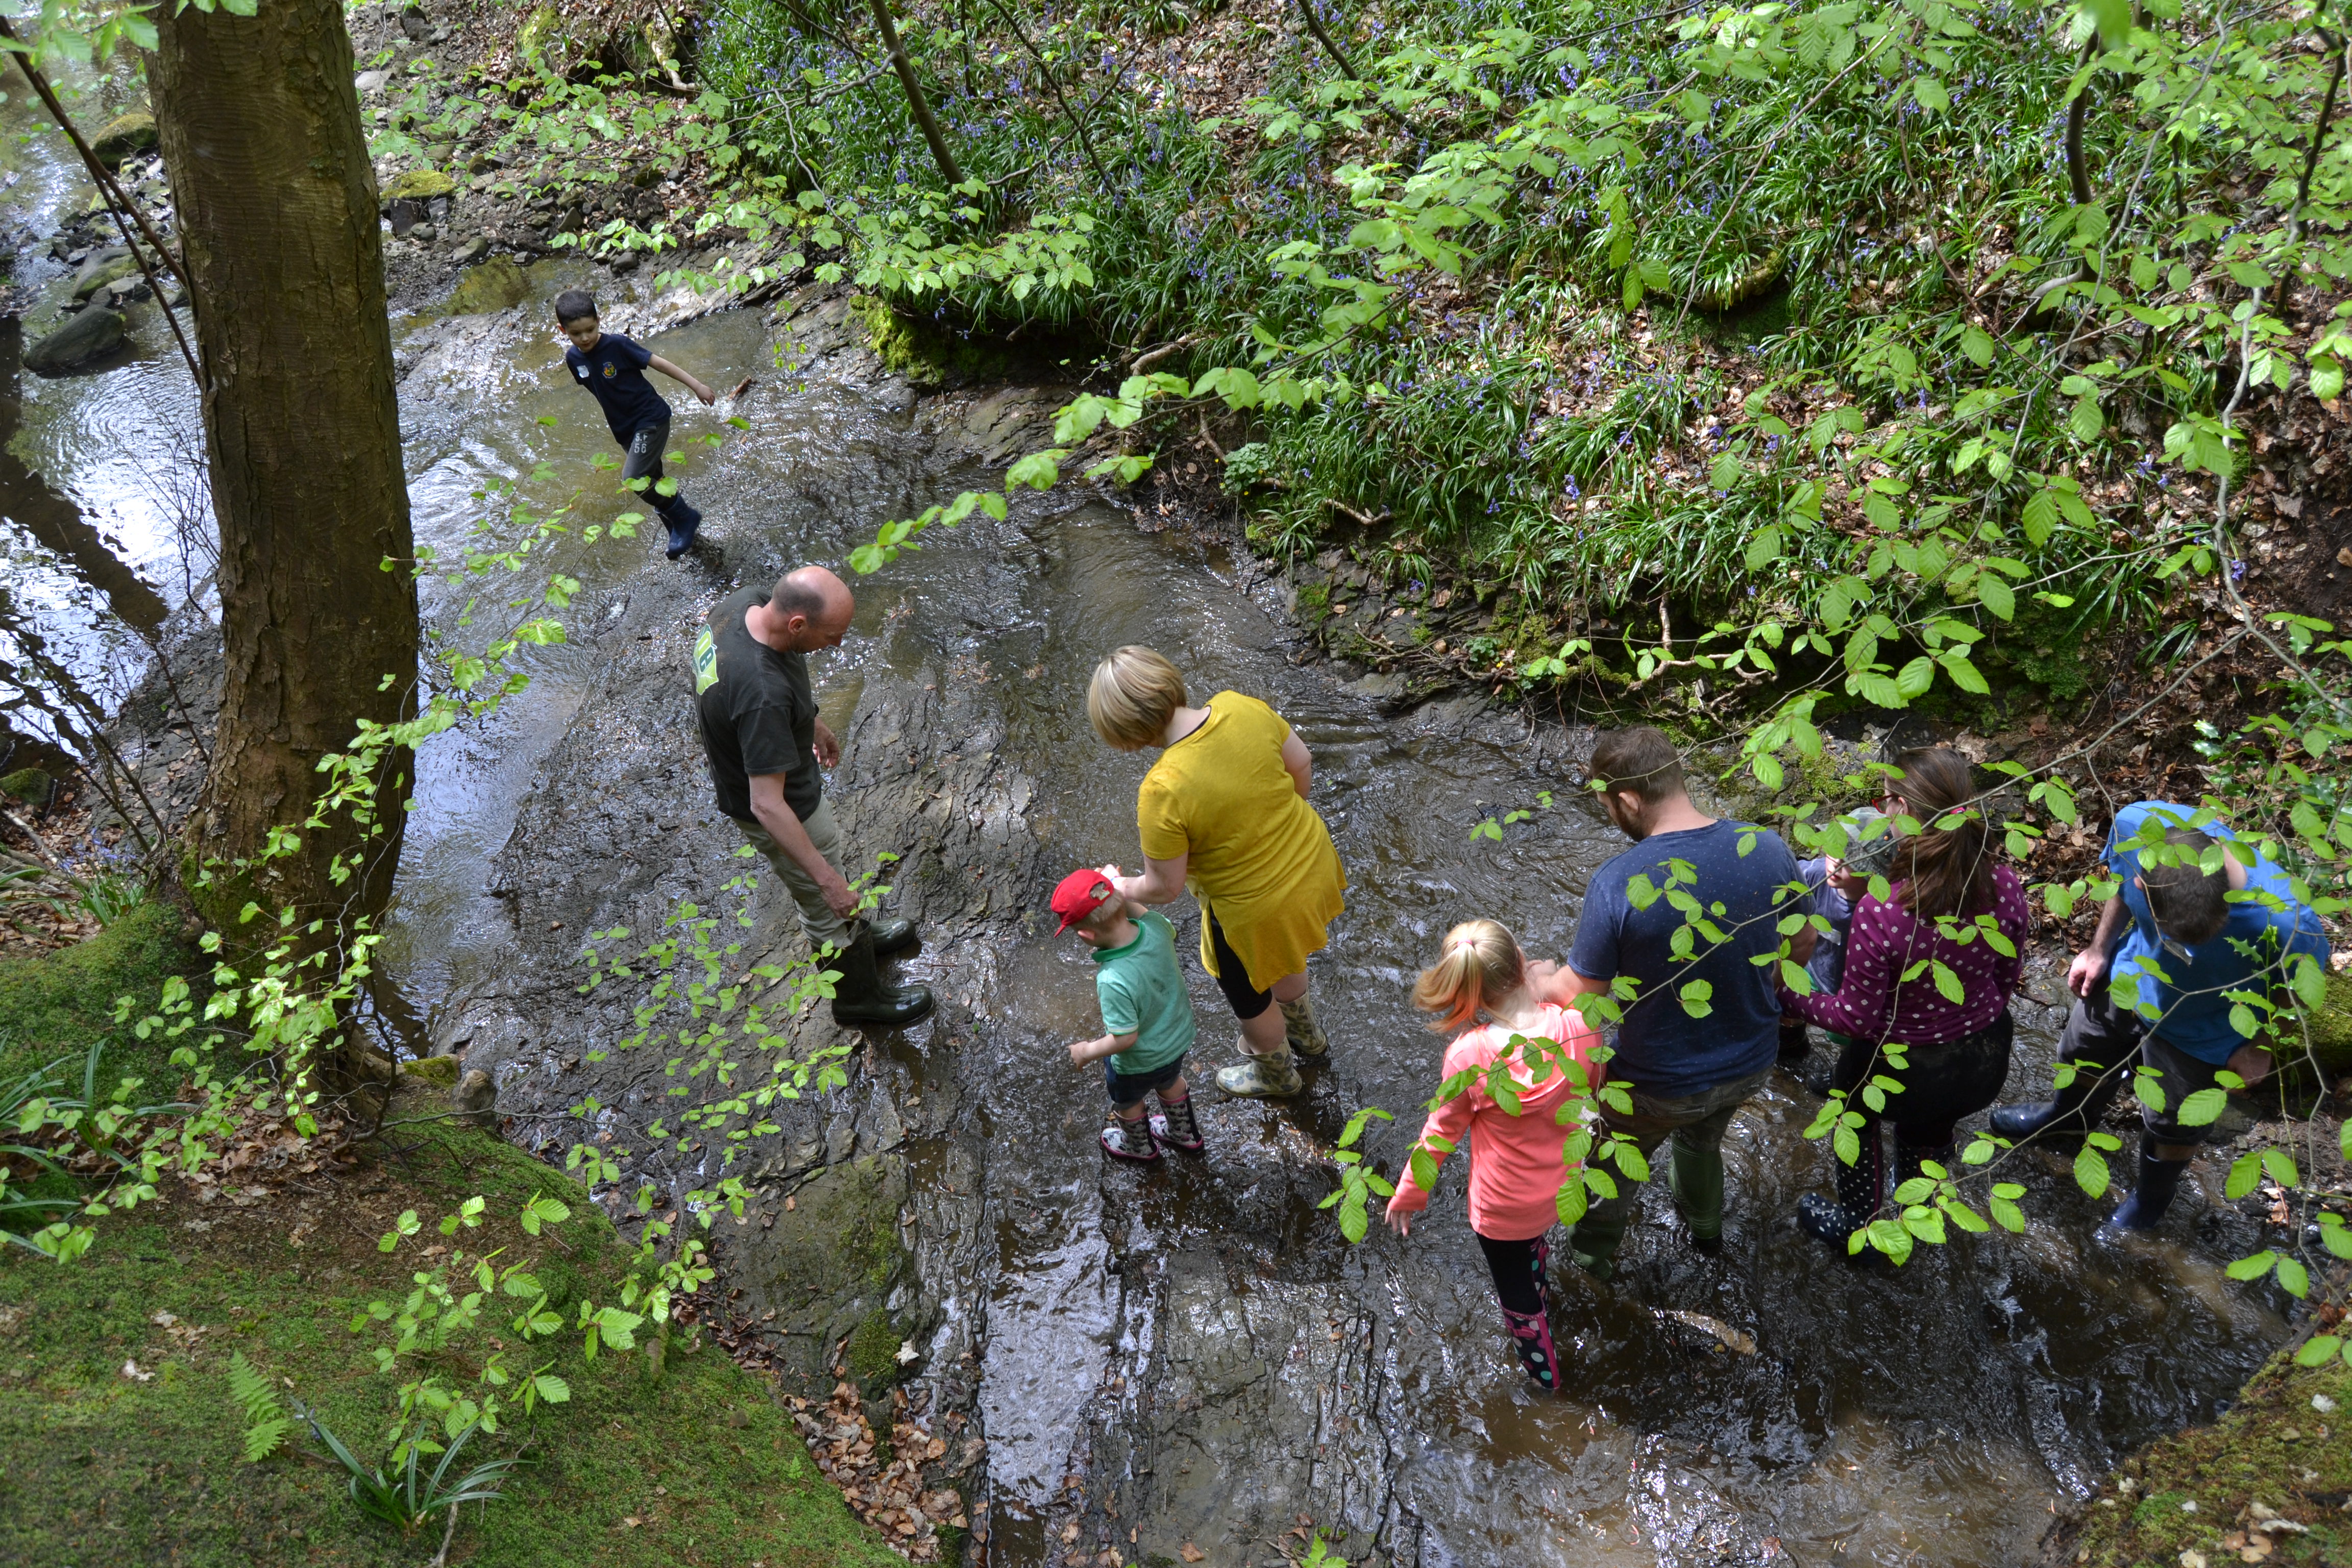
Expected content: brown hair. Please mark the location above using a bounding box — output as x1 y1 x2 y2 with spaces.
1087 646 1188 751
1889 747 1995 918
2141 828 2230 944
1410 919 1527 1034
1588 725 1684 805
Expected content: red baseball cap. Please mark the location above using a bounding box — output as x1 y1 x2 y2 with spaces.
1051 869 1116 933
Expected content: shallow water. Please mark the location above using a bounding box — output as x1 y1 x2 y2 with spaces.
4 108 2295 1568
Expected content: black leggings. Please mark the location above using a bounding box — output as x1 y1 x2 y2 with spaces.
1477 1232 1547 1315
1205 909 1274 1021
1829 1011 2015 1149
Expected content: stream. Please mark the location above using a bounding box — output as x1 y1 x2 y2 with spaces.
1 101 2296 1567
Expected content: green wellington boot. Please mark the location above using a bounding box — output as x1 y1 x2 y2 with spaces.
1279 996 1329 1058
1216 1046 1303 1099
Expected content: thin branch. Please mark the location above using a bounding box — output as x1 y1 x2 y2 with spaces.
0 18 207 394
979 0 1111 189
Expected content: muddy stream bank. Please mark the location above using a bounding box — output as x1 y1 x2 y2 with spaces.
2 115 2298 1568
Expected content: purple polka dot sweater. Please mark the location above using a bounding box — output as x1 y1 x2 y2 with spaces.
1778 866 2029 1045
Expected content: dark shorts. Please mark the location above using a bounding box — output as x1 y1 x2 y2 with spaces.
2057 987 2231 1145
1105 1054 1187 1109
1205 910 1274 1021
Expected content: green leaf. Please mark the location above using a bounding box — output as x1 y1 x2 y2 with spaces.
2295 1334 2346 1366
1988 1193 2025 1233
1912 76 1948 113
2277 1256 2311 1297
2073 1144 2110 1198
2261 1148 2300 1189
2223 1249 2277 1281
1743 524 1782 570
2225 1151 2263 1199
2173 1087 2227 1126
1976 574 2015 621
2068 392 2103 442
1961 325 1995 368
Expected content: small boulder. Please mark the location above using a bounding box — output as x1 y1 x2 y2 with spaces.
410 220 437 244
355 68 392 93
24 307 126 373
70 252 138 300
452 1068 497 1131
398 8 431 41
446 254 528 314
101 274 152 306
89 111 157 167
381 167 455 204
0 768 52 806
387 198 423 236
450 234 490 265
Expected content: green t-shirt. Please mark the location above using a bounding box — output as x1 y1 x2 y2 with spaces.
1094 912 1195 1076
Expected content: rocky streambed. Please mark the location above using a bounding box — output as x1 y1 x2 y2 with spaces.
0 64 2313 1568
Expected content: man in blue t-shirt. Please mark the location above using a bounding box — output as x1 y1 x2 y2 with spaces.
555 288 717 561
1531 725 1815 1280
1989 801 2328 1236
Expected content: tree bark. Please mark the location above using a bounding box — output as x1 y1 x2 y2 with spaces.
149 0 417 985
865 0 965 187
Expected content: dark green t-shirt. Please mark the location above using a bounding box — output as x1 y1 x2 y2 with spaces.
693 586 820 823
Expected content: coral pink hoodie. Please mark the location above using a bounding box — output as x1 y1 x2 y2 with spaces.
1387 1003 1604 1242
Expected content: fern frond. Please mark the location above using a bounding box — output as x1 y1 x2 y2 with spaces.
228 1351 291 1462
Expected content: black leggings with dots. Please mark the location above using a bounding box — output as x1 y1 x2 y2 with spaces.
1476 1232 1547 1315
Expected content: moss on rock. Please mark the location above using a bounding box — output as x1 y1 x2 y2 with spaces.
0 767 51 805
381 168 456 203
0 900 203 1087
2050 1335 2352 1566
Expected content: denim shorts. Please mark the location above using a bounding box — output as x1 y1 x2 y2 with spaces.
1105 1054 1186 1109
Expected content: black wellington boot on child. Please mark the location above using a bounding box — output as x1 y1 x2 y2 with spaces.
1149 1093 1204 1154
1798 1135 1884 1247
828 926 935 1027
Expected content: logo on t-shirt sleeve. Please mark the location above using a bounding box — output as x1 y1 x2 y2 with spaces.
574 364 588 379
692 628 719 695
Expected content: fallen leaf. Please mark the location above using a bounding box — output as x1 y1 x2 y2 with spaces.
1182 1546 1206 1563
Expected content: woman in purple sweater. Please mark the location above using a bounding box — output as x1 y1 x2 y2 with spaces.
1780 748 2030 1246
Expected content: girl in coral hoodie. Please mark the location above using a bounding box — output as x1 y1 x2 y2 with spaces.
1384 919 1604 1392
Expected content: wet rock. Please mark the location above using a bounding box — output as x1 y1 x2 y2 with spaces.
450 234 489 265
381 168 455 205
101 275 152 307
739 1153 916 1402
445 254 528 314
452 1067 497 1130
89 111 157 167
70 251 137 300
610 251 640 275
386 198 424 237
24 307 125 373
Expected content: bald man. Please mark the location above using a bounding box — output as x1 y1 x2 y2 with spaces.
693 566 933 1027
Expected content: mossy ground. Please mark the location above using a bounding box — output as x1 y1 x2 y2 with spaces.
0 898 201 1087
0 917 903 1567
2055 1342 2352 1566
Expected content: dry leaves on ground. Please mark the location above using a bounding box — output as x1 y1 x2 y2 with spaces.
789 1381 968 1562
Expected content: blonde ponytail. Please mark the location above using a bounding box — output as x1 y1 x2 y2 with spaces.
1411 920 1526 1034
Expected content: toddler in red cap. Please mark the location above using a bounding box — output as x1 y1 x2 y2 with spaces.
1054 868 1204 1162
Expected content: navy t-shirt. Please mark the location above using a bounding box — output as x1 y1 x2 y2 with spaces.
564 331 671 441
1570 819 1809 1096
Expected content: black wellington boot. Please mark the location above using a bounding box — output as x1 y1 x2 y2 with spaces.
830 925 934 1027
868 918 920 956
1798 1131 1884 1248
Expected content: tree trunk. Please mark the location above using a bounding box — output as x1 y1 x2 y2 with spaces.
149 0 416 1041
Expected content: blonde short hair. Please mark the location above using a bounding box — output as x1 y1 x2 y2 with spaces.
1411 919 1526 1034
1087 646 1188 751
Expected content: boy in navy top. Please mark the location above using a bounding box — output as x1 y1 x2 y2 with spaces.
554 288 716 560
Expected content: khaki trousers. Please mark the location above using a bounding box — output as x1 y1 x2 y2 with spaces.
736 796 852 953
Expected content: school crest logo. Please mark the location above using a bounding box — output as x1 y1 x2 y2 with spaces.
602 361 618 379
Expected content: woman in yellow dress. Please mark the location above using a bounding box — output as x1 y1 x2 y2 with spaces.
1088 646 1348 1098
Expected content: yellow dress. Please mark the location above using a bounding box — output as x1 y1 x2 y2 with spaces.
1137 692 1348 992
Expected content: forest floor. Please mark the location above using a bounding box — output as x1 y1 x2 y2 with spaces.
0 911 910 1567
